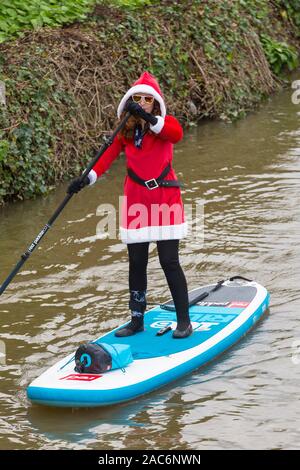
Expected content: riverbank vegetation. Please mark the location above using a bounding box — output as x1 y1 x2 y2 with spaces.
0 0 299 205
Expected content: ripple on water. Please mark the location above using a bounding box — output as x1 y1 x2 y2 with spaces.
0 86 300 449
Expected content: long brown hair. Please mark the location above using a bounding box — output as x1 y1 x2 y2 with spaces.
119 99 161 140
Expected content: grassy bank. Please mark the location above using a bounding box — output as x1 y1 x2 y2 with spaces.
0 0 299 205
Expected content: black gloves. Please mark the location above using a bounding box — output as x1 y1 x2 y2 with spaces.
67 175 90 195
125 101 144 116
125 101 158 126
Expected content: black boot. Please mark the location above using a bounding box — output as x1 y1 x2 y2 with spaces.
172 323 193 339
115 312 144 337
115 290 146 337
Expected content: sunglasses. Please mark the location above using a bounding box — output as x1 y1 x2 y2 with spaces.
132 94 154 104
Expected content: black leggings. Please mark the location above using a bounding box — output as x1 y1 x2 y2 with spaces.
127 239 190 326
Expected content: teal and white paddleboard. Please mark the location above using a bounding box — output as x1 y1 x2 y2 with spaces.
27 277 270 408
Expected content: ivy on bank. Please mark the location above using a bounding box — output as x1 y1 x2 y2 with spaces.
0 65 77 202
0 0 97 43
0 0 299 205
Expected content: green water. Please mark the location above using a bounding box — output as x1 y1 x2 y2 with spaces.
0 82 299 449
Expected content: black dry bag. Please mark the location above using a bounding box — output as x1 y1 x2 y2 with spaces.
74 342 112 374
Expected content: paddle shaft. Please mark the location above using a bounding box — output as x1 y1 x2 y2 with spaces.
0 113 131 296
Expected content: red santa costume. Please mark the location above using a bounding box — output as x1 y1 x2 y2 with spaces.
88 72 188 244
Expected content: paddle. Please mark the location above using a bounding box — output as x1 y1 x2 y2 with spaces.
0 112 131 296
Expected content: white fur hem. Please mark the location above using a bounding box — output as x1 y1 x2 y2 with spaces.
120 222 188 244
117 84 166 119
87 169 97 185
150 116 165 134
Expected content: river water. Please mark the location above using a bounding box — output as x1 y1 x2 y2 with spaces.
0 82 299 450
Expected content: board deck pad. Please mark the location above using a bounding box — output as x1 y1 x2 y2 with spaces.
27 280 270 408
101 307 251 359
161 283 257 310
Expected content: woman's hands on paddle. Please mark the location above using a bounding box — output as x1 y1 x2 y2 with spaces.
125 101 158 126
67 175 90 195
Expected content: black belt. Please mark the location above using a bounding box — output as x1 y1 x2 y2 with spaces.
127 163 183 190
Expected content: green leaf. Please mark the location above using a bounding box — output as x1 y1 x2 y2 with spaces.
30 17 43 29
0 20 9 32
0 140 9 162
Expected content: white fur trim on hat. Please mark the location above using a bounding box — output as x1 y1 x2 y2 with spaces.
117 84 166 119
150 116 165 134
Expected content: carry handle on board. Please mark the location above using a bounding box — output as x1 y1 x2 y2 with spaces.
0 113 131 297
160 276 253 311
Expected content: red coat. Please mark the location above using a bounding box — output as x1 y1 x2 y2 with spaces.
90 115 187 244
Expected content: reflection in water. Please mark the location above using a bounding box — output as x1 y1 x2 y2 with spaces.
0 83 300 449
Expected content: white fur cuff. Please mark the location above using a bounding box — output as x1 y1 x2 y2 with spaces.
150 116 165 134
87 169 98 185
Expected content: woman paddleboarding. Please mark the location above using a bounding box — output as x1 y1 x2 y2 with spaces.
68 71 192 339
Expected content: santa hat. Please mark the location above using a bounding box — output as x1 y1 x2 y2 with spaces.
117 71 166 119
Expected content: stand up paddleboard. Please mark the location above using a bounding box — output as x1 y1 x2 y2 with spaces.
27 277 270 408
